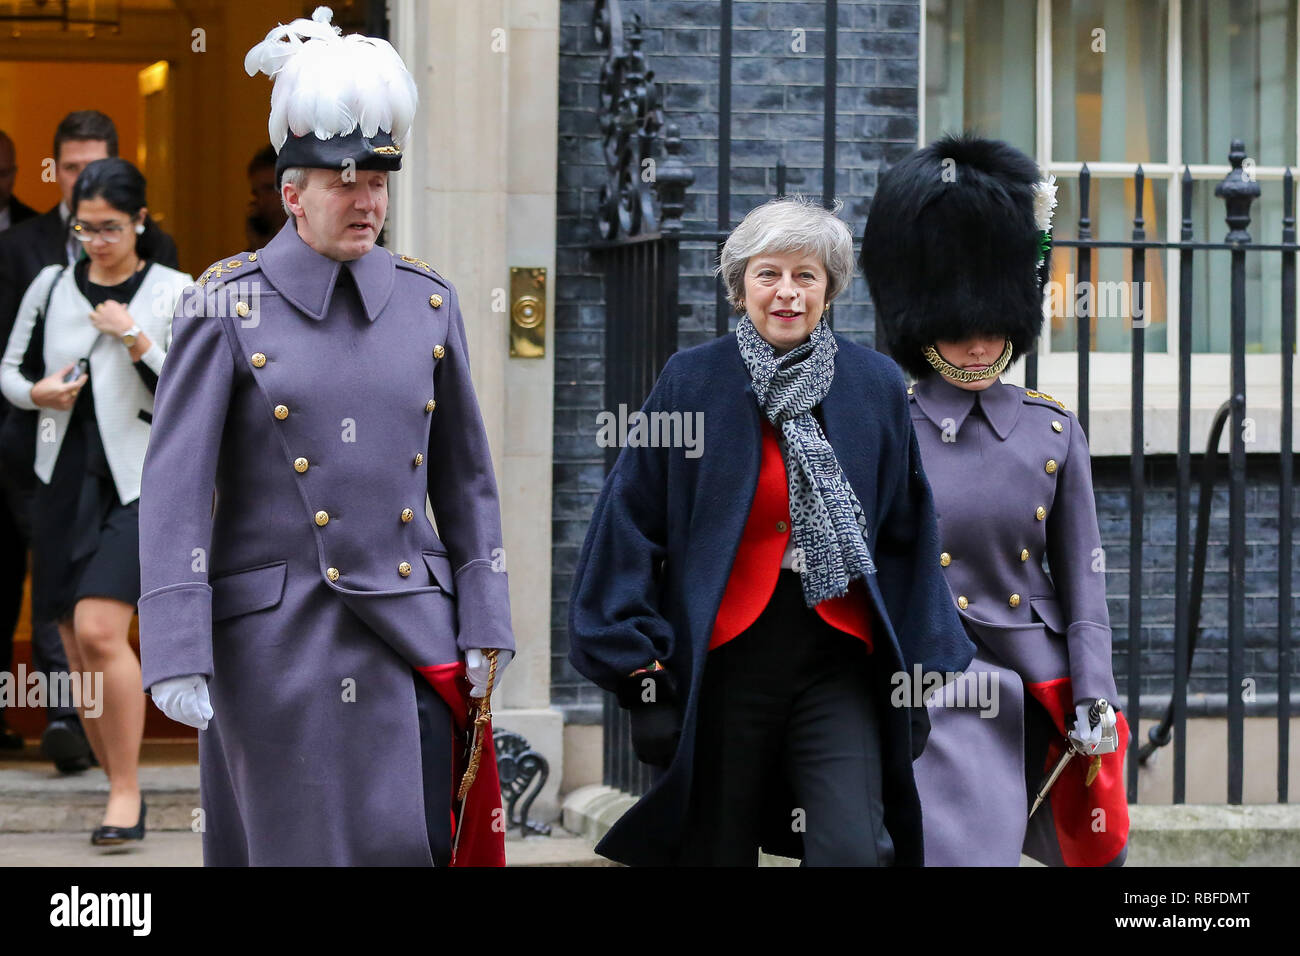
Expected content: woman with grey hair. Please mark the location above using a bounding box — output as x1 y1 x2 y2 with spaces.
569 196 972 866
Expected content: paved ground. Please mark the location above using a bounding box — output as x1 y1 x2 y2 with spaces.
0 830 604 866
0 744 604 866
0 830 203 866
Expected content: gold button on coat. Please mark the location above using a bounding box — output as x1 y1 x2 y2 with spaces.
433 344 445 360
1045 459 1058 474
429 294 443 308
413 453 424 467
940 552 951 567
326 567 340 582
776 520 787 533
274 405 289 420
957 595 969 610
1051 420 1064 433
425 399 436 413
294 457 309 473
315 510 329 527
235 301 250 317
1020 549 1030 562
401 508 414 523
251 352 266 368
398 562 412 577
1009 593 1021 608
1035 506 1046 521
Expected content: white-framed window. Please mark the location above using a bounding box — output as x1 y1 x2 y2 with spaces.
920 0 1299 455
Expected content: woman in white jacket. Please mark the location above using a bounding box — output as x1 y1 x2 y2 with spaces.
1 158 191 847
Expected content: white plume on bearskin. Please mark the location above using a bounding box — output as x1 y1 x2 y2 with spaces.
244 6 418 151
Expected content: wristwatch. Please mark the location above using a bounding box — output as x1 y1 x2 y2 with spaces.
120 325 142 348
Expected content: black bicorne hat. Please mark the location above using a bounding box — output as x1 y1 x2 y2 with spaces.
275 127 403 186
860 134 1050 379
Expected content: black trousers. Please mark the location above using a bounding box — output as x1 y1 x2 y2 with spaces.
678 571 894 866
0 465 75 723
413 671 454 866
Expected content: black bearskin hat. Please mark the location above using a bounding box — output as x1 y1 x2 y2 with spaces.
860 134 1050 379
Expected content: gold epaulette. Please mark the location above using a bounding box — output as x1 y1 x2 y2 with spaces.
196 251 259 288
1023 388 1068 411
394 253 434 273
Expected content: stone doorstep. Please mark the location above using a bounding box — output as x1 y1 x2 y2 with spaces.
1125 804 1300 867
562 784 637 844
0 762 608 866
561 787 1300 866
0 763 200 834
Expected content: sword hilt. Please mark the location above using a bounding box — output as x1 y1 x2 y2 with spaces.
1088 698 1108 729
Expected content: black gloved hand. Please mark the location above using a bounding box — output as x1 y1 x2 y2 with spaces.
616 667 681 768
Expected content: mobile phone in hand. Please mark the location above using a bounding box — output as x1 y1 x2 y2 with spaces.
62 358 89 384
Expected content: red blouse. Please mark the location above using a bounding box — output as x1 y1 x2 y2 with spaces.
709 421 874 651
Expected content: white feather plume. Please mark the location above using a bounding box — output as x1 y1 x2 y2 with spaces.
1032 174 1059 233
244 6 417 151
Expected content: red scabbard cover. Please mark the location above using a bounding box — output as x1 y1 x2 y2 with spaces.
418 662 507 867
1026 677 1130 867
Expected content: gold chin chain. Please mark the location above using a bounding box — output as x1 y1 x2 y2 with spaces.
922 339 1014 383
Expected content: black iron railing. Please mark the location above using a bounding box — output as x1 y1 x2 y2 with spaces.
1045 148 1295 804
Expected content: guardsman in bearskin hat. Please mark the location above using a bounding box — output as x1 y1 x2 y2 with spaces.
861 134 1129 866
137 7 513 865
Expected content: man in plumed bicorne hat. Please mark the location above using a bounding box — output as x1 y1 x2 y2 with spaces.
137 7 514 866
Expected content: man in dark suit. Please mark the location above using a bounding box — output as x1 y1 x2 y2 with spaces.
244 144 286 250
0 110 179 770
0 131 38 234
0 128 34 749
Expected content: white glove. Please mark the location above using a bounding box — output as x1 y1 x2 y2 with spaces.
466 649 512 699
1070 700 1117 753
150 674 214 730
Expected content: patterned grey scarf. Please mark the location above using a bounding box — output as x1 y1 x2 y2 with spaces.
736 315 876 607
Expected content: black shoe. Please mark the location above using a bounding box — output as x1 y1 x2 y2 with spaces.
91 799 146 846
41 717 91 773
0 716 22 751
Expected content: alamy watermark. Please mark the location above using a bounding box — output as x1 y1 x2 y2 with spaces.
0 666 102 718
49 886 150 936
890 664 1000 718
595 404 704 459
1044 275 1155 327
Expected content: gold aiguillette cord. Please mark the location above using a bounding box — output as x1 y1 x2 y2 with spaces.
451 649 499 862
456 649 498 804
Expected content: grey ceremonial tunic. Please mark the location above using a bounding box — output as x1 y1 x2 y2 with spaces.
907 375 1120 866
137 221 514 865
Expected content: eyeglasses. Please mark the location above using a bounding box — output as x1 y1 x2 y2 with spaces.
71 221 131 243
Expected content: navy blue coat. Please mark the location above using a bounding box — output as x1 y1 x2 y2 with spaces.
568 332 974 865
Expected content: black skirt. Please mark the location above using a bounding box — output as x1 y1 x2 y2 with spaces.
31 380 140 623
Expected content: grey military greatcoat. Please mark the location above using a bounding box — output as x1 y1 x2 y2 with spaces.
137 221 514 865
907 375 1127 867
